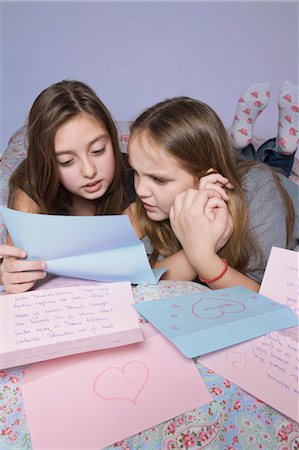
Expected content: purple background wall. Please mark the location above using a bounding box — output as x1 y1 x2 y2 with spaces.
1 1 298 154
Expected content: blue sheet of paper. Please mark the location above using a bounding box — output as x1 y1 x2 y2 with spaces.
134 286 299 357
0 207 165 284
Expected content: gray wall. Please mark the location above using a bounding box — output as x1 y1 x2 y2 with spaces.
1 1 298 154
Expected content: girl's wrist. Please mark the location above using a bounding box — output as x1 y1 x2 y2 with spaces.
198 258 228 284
183 244 215 269
196 254 228 284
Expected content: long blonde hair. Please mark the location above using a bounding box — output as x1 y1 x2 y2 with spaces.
129 96 294 272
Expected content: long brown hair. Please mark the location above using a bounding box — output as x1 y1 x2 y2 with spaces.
129 96 294 273
9 80 126 214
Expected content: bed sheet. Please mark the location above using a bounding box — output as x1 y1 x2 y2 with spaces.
0 280 298 449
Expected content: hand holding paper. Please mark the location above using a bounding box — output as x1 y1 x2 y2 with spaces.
0 242 47 293
0 206 165 284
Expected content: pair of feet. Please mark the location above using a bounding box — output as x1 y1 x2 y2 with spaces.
228 81 299 155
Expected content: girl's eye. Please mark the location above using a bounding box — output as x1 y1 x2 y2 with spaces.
153 177 167 185
91 147 105 155
57 159 74 167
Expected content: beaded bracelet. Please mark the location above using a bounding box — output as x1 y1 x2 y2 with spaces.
198 258 228 284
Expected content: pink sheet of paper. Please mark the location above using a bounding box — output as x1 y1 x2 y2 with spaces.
21 323 212 449
0 282 143 369
200 247 299 422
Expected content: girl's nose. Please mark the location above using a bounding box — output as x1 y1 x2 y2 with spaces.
81 158 97 178
135 176 151 198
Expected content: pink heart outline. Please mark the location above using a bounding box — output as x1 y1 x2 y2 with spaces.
225 351 247 369
192 297 246 319
93 360 149 406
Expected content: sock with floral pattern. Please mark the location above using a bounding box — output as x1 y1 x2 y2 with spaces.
277 81 299 155
228 82 271 149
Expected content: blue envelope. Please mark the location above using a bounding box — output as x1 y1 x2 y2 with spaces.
134 286 299 357
0 206 165 284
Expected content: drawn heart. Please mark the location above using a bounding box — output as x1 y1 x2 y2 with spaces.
93 360 149 405
192 297 246 319
225 351 247 369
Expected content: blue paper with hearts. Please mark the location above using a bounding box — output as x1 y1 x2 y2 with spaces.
133 286 298 358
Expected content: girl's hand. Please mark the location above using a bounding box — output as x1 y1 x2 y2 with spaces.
0 244 46 293
169 188 231 266
198 172 233 201
197 172 234 251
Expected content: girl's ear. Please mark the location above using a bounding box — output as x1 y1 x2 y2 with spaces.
206 167 218 175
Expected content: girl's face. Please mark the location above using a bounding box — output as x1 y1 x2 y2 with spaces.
54 113 115 206
128 132 198 221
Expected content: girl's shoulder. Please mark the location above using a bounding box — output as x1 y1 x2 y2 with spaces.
242 161 276 185
241 162 279 200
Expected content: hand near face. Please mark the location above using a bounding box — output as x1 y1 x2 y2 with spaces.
0 244 46 293
198 172 234 201
169 188 233 266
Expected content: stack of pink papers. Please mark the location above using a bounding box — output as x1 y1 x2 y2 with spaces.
0 282 143 369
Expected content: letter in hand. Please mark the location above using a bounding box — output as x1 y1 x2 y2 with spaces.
0 244 46 293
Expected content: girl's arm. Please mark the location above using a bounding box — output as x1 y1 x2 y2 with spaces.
0 189 46 293
123 203 198 279
190 253 260 292
169 188 260 292
154 250 197 280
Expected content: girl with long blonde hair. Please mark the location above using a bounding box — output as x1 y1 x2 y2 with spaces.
127 96 295 292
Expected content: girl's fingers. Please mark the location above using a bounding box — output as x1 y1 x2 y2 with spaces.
202 183 229 200
0 244 26 259
6 270 47 285
1 258 47 293
4 280 40 294
171 188 222 220
206 196 227 210
199 173 234 190
204 197 227 220
4 258 46 274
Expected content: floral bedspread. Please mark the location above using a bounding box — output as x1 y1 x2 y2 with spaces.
1 280 298 449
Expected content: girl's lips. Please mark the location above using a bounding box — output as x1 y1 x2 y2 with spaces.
83 180 103 193
142 202 156 212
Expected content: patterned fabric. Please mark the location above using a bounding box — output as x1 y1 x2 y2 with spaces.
0 280 298 449
0 126 28 245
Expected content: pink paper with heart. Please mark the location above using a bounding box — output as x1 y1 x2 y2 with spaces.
225 351 247 369
93 360 150 405
21 323 212 449
200 247 299 422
